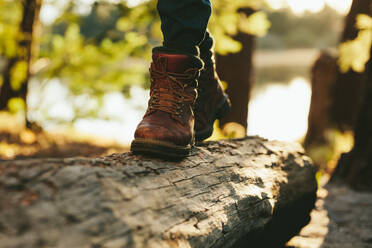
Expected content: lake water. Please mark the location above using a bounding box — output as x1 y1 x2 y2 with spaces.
248 77 311 142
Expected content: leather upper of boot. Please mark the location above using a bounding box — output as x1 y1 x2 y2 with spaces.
194 63 227 132
134 52 201 146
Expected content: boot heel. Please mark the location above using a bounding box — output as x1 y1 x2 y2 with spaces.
194 94 231 142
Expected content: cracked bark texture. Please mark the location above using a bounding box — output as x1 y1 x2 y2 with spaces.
0 137 317 248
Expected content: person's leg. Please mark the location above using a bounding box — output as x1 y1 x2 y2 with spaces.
131 0 212 158
156 0 212 56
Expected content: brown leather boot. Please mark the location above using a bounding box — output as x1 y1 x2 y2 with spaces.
194 63 231 141
131 52 202 159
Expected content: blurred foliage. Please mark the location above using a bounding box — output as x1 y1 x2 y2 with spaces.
10 60 27 90
238 12 271 38
0 0 270 122
41 1 156 95
338 14 372 73
306 130 354 174
0 0 23 58
210 0 270 54
0 0 22 90
8 97 25 113
207 121 246 141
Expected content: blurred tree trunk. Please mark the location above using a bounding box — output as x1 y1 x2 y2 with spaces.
0 0 42 127
332 47 372 191
304 52 337 147
305 0 370 149
216 8 255 132
329 0 371 131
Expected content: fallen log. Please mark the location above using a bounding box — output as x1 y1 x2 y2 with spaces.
0 137 317 248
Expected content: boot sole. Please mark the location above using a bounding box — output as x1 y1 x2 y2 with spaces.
195 94 231 142
131 138 191 159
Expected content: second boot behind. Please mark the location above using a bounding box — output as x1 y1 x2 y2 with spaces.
194 62 231 141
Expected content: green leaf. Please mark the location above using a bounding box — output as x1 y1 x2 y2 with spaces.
338 14 372 73
10 60 28 91
8 97 25 114
239 12 271 37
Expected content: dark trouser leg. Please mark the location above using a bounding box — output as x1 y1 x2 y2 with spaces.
156 0 212 56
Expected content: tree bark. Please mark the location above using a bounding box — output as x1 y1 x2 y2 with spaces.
0 137 317 248
0 0 42 125
304 52 338 147
332 47 372 191
216 9 255 132
329 0 371 131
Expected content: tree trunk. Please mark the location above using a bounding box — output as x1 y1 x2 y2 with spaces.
332 47 372 191
0 0 42 126
329 0 371 131
304 52 337 147
216 9 255 132
0 137 317 248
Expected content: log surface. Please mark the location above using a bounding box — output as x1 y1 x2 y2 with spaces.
0 137 317 248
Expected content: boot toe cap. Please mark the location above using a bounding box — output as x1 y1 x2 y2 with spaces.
134 123 191 147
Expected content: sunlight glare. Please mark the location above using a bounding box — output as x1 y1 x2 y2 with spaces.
266 0 286 10
127 0 149 7
286 0 325 14
248 78 311 142
40 0 147 25
265 0 352 14
325 0 353 14
40 0 69 25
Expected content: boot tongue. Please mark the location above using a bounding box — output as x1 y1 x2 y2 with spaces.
152 52 191 73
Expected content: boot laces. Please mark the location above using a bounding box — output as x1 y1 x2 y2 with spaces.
146 58 199 120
